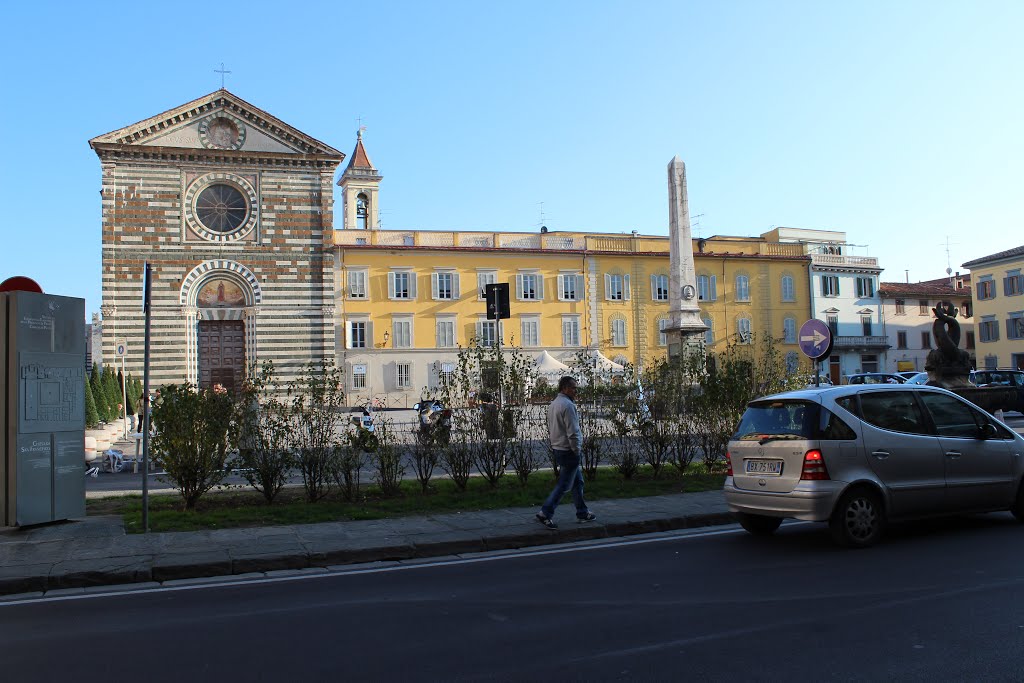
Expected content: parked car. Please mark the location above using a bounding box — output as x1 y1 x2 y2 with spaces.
723 384 1024 547
904 372 930 385
846 373 906 385
971 369 1024 415
895 371 920 381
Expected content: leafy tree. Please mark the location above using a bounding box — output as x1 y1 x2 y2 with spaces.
370 417 405 496
686 333 806 469
407 425 439 494
151 383 235 510
232 361 295 504
289 362 346 502
84 378 100 428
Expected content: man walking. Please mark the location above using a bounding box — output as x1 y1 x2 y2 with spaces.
536 376 595 529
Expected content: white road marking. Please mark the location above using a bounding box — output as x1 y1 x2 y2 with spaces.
1 523 817 607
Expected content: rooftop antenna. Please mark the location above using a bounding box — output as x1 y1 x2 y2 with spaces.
537 201 546 229
691 213 704 238
941 235 958 282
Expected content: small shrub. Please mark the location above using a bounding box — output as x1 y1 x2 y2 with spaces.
409 428 439 493
233 361 295 505
371 418 405 497
151 383 234 510
289 363 346 503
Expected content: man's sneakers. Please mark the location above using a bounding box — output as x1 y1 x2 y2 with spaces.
535 512 558 530
576 512 597 523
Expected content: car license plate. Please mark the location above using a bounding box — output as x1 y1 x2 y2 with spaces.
745 459 782 475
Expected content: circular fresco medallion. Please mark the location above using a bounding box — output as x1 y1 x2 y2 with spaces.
198 114 247 150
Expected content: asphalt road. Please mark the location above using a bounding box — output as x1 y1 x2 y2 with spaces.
4 515 1024 681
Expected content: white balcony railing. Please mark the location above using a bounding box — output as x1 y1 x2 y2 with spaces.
811 254 879 268
833 335 890 348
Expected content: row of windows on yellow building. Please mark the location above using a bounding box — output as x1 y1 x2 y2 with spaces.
331 231 812 367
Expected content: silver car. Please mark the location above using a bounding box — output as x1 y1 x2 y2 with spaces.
723 385 1024 547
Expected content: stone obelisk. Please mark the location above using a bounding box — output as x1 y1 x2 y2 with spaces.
667 156 708 357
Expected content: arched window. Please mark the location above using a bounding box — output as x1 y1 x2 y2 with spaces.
781 275 795 302
651 274 669 301
697 274 717 301
737 317 752 343
611 317 627 346
785 352 800 373
783 317 797 343
356 193 368 230
657 317 670 346
735 275 750 302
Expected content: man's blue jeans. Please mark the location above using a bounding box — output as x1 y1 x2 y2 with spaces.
541 449 589 519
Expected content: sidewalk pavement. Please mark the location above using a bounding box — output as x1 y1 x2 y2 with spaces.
0 491 733 599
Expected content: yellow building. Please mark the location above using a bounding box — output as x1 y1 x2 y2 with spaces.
332 137 811 406
962 246 1024 370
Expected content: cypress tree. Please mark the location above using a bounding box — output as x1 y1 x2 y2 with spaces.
91 370 111 422
104 366 121 418
84 379 100 428
125 374 137 417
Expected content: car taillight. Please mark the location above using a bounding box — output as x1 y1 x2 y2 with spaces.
800 449 829 480
725 451 733 477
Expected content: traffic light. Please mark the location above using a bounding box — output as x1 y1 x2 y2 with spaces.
485 283 510 320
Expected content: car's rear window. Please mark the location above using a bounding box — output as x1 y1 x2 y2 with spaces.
734 401 858 441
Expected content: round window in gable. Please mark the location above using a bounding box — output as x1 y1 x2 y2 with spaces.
196 183 248 233
183 173 258 242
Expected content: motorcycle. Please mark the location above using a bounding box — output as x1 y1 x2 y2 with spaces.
413 400 452 446
347 406 378 452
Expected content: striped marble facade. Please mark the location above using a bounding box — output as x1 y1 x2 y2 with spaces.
92 90 344 388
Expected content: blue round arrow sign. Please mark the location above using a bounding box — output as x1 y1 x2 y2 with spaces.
798 319 833 360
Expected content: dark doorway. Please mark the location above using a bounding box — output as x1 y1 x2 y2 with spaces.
198 320 245 393
829 355 841 385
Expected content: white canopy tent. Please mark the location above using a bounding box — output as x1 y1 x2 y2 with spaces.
534 350 571 376
589 349 624 372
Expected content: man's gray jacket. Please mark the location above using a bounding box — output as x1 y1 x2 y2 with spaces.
547 392 582 456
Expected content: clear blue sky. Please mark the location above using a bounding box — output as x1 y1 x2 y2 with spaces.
2 1 1021 315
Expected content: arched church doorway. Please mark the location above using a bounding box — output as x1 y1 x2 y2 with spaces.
195 276 248 392
197 319 245 392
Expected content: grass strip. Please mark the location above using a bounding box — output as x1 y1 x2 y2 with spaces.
87 464 726 534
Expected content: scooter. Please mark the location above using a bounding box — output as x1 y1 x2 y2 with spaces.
413 400 452 446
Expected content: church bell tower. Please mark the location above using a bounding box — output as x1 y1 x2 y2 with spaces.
337 128 382 230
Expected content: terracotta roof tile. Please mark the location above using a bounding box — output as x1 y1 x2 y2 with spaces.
878 279 973 298
962 245 1024 269
347 136 375 170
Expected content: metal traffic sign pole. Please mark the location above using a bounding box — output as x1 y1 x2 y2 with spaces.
116 341 128 438
798 318 834 386
140 263 152 533
484 283 511 409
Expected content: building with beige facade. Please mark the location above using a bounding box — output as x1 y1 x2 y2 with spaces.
878 274 974 374
962 246 1024 370
93 90 813 403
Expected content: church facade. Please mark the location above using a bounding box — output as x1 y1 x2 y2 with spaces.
90 90 344 390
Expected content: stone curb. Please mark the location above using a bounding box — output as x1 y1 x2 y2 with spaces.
0 511 737 597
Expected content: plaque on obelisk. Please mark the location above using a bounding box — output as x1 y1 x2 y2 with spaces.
666 157 708 357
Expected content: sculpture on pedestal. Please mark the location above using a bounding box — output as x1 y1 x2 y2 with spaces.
925 301 972 388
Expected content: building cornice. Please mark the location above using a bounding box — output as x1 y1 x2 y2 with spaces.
91 144 343 170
